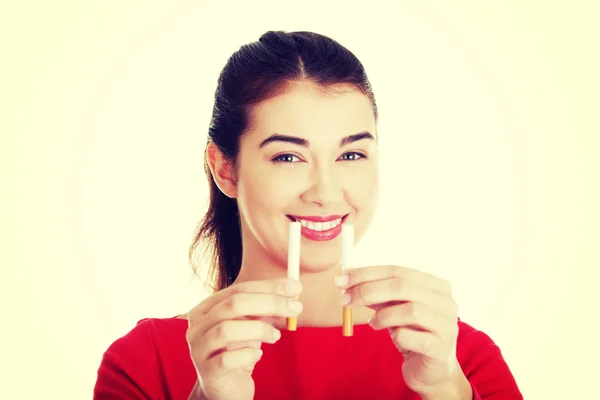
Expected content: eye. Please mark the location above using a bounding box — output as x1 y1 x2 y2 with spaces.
272 153 301 163
339 152 367 161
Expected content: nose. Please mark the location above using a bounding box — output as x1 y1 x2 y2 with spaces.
300 163 344 207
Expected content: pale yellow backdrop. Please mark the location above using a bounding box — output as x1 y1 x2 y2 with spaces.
1 1 598 399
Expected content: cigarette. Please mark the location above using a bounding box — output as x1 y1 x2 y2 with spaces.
341 223 354 336
286 221 301 331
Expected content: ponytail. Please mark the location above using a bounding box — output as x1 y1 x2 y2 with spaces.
189 152 242 291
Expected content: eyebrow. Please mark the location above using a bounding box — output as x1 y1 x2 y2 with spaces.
258 131 375 149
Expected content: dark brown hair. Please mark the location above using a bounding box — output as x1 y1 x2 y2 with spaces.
188 30 378 291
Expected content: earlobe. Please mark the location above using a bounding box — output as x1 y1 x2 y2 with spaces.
206 142 237 199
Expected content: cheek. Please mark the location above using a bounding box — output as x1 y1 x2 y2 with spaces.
344 164 379 210
237 166 297 215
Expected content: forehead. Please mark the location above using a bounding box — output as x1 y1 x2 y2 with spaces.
246 83 376 143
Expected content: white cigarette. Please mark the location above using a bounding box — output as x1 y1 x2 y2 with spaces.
287 221 301 280
286 221 301 331
341 223 354 336
341 223 354 270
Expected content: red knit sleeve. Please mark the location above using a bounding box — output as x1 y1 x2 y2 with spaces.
457 322 523 399
93 319 162 399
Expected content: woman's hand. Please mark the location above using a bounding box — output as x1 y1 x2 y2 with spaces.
335 265 470 398
186 279 303 400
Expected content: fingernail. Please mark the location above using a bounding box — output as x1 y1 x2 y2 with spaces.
286 280 302 295
341 292 351 305
288 298 303 313
255 349 263 361
367 316 375 327
335 274 349 287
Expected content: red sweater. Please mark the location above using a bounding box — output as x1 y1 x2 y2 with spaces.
94 317 522 399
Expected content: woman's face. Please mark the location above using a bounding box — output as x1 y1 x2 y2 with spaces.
235 83 379 273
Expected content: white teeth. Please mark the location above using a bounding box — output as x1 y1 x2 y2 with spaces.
295 218 343 231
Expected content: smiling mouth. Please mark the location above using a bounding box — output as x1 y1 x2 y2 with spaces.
286 215 349 232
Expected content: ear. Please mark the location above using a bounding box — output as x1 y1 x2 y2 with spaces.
206 142 238 199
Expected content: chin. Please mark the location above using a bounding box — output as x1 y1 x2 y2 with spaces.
299 255 341 274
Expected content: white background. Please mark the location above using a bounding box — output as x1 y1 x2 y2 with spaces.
2 1 598 399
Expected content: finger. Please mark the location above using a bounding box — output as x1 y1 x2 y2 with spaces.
369 302 457 340
193 278 302 315
209 320 281 352
199 320 281 362
201 292 302 335
344 278 457 317
204 347 263 379
243 316 279 325
337 265 452 295
225 340 262 352
389 327 450 362
188 279 302 324
368 300 399 313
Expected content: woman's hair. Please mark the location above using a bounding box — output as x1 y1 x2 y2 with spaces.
188 30 378 291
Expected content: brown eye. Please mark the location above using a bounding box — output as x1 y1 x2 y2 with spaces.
340 152 366 161
272 154 299 163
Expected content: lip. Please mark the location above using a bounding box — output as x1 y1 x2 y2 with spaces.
287 214 350 242
287 214 347 222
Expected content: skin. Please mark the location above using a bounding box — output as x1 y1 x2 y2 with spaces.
233 82 379 327
185 82 471 400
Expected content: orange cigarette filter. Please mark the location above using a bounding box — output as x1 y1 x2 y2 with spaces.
287 296 299 331
286 317 297 331
343 307 353 336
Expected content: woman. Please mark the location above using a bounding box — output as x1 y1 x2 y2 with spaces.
94 31 522 400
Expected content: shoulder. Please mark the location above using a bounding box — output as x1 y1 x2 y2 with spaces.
122 316 188 342
456 318 504 357
455 318 523 399
94 317 191 399
104 317 187 358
